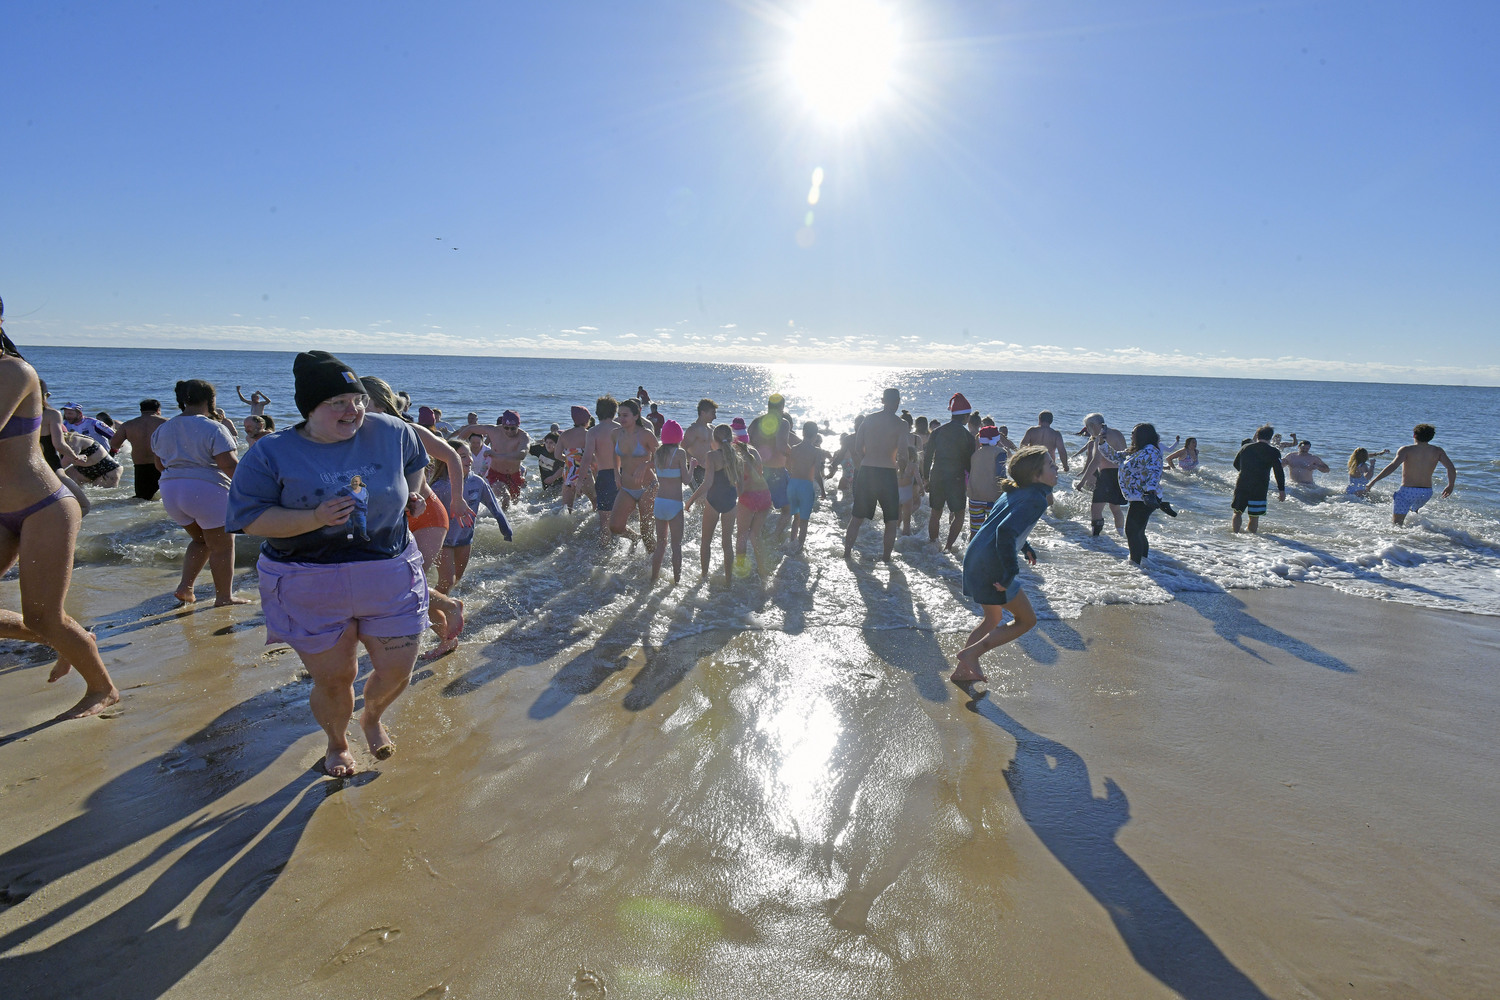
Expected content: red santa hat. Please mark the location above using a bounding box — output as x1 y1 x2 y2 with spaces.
948 392 972 416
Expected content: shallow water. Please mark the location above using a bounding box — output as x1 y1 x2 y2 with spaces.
22 347 1500 620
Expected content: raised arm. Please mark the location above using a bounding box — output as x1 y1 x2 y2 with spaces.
236 386 251 405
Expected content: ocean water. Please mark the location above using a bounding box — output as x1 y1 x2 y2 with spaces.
18 347 1500 644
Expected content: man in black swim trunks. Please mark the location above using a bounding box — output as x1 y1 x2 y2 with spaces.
112 399 169 500
1232 424 1286 533
923 392 977 551
843 387 906 562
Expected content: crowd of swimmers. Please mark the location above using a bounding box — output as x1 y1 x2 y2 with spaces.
0 326 1462 774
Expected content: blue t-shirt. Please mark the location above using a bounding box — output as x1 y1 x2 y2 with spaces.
225 413 428 563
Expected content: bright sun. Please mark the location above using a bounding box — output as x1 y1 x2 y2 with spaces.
788 0 901 125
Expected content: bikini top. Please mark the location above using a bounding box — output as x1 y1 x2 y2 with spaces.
658 467 681 478
0 413 42 440
615 433 647 458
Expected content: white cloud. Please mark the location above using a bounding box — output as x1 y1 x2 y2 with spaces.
577 325 599 332
620 332 638 338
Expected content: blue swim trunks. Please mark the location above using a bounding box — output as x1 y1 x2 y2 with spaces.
1393 485 1432 517
787 477 816 520
765 467 790 510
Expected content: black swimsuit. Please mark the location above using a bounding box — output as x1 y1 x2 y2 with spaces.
707 463 738 513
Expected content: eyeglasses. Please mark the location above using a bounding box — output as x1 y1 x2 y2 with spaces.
322 394 369 412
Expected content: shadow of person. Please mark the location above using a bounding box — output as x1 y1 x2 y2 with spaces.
527 590 668 719
768 552 821 636
850 561 948 702
620 596 740 713
0 681 338 998
1270 536 1462 602
966 692 1271 1000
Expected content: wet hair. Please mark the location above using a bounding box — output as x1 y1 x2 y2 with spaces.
361 376 409 420
1000 446 1050 494
261 413 275 430
901 412 913 427
1038 410 1053 425
1297 439 1312 450
95 412 114 425
140 399 161 413
1184 436 1197 449
1241 438 1253 447
245 415 266 433
697 398 717 416
1414 423 1435 443
175 379 216 410
712 423 743 485
596 394 618 420
802 420 820 443
1348 447 1369 476
914 416 928 434
618 398 641 420
981 415 995 427
967 413 981 430
1255 425 1274 442
1129 423 1160 453
544 431 559 444
649 403 659 413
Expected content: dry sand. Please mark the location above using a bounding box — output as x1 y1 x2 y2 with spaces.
2 566 1498 999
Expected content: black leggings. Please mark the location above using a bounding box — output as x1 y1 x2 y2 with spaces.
1125 501 1155 564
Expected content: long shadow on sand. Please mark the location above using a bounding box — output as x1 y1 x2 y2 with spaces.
527 590 670 719
0 680 358 998
850 560 948 702
1270 536 1463 602
965 691 1271 1000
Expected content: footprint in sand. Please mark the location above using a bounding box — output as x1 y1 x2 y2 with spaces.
313 926 402 980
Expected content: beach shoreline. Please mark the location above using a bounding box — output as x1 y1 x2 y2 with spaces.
3 569 1496 999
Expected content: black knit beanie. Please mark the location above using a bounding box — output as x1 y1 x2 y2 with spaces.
293 351 367 417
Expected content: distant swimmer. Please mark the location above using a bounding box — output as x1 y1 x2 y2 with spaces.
112 398 169 499
1281 439 1331 486
236 386 272 416
923 393 978 552
1344 446 1390 496
1020 407 1068 476
1362 423 1456 525
967 425 1006 534
646 403 665 434
1165 436 1200 472
1231 425 1286 534
1076 413 1127 536
151 379 250 606
845 387 907 562
992 425 1019 455
952 446 1058 684
637 385 651 404
0 309 120 720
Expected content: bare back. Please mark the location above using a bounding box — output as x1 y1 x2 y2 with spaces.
121 413 168 462
1021 424 1068 471
857 410 905 470
1396 442 1450 488
968 444 1003 503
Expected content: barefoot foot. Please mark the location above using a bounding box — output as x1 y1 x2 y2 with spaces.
361 715 395 760
54 686 121 721
173 587 197 605
442 599 464 643
214 595 253 607
950 649 987 685
322 748 357 778
48 656 73 683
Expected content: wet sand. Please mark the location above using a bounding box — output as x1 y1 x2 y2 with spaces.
2 567 1498 999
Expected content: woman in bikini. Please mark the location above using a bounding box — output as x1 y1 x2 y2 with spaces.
650 420 690 585
1165 436 1200 472
731 419 772 576
0 300 119 719
607 398 659 555
363 377 472 659
685 422 740 586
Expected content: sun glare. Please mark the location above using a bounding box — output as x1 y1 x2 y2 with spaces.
788 0 901 125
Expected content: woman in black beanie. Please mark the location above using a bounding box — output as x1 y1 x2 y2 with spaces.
225 351 431 777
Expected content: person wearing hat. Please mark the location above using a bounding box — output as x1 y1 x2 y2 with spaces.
456 409 530 507
557 404 592 513
922 392 978 551
225 350 432 778
650 420 691 584
967 425 1008 534
1076 412 1128 536
61 402 113 451
749 392 799 538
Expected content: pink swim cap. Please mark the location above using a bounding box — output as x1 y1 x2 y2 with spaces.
660 420 684 445
570 405 589 426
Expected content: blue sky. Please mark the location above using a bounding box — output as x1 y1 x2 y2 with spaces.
5 1 1497 382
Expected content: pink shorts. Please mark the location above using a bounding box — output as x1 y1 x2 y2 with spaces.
160 477 230 529
256 539 429 655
